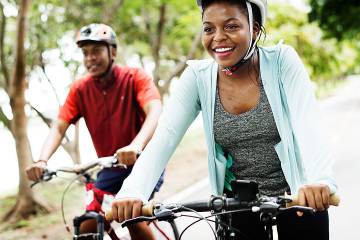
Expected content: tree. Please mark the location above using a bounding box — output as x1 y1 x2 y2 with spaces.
309 0 360 40
1 0 53 222
1 1 82 163
0 0 84 221
264 2 359 83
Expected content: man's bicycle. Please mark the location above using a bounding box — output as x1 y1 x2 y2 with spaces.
106 180 339 240
31 157 179 240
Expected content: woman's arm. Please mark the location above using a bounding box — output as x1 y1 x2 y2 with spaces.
279 45 337 210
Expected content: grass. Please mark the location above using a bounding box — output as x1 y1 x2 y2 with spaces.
0 179 85 240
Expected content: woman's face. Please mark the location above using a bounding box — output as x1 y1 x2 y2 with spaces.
201 2 254 68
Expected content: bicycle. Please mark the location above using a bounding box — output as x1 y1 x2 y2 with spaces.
106 180 340 240
31 156 179 240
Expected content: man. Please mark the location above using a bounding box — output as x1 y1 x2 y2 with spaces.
26 23 162 240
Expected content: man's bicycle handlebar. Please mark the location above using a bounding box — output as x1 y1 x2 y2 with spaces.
30 156 127 188
104 193 340 225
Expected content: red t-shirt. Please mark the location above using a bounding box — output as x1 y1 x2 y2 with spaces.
58 65 160 157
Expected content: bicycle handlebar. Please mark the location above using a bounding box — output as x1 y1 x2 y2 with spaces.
30 156 126 187
104 193 340 222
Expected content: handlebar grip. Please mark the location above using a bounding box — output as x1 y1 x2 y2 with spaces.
141 200 156 216
105 200 156 221
286 193 340 207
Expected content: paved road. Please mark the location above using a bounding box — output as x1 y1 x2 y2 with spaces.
321 77 360 240
114 77 360 239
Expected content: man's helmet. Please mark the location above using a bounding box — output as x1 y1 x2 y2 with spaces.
76 23 117 48
196 0 267 26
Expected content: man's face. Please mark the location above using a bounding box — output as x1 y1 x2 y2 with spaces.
81 42 111 77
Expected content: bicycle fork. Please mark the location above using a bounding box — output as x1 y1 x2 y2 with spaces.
215 214 236 240
260 213 274 240
73 211 104 240
215 213 275 240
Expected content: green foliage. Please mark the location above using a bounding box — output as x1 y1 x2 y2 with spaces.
309 0 360 40
263 2 359 83
29 0 203 80
112 0 202 68
13 220 30 229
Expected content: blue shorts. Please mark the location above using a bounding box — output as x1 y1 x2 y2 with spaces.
95 166 164 196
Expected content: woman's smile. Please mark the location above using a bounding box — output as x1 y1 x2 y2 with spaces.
213 46 236 59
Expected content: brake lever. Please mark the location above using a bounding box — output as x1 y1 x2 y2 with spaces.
121 208 177 228
30 181 40 188
30 169 56 188
280 206 315 215
106 151 141 169
153 208 178 221
121 216 157 227
100 156 127 169
277 196 292 205
111 163 127 169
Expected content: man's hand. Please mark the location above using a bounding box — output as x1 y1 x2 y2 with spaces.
25 161 47 182
114 144 141 166
111 198 143 223
297 183 330 216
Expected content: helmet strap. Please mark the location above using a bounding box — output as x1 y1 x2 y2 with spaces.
97 45 115 80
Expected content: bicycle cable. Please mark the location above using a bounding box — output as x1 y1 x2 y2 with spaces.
210 209 260 240
179 213 250 240
61 174 82 234
152 220 172 240
211 208 253 217
179 206 216 239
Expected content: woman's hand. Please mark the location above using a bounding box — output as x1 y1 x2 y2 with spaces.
297 183 331 211
111 198 143 223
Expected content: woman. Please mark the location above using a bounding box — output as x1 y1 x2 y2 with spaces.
112 0 337 239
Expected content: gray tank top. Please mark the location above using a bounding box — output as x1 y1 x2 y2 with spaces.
214 80 290 196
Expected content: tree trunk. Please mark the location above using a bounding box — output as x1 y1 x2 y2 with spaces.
159 30 202 96
102 0 124 24
62 122 81 164
152 4 166 91
3 0 51 222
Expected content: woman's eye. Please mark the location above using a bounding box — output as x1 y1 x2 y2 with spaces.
203 26 214 34
225 24 239 30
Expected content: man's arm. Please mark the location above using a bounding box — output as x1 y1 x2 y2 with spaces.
39 119 70 161
130 99 162 151
114 99 162 165
26 119 70 181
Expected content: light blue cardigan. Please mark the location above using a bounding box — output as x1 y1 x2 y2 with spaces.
116 43 337 202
